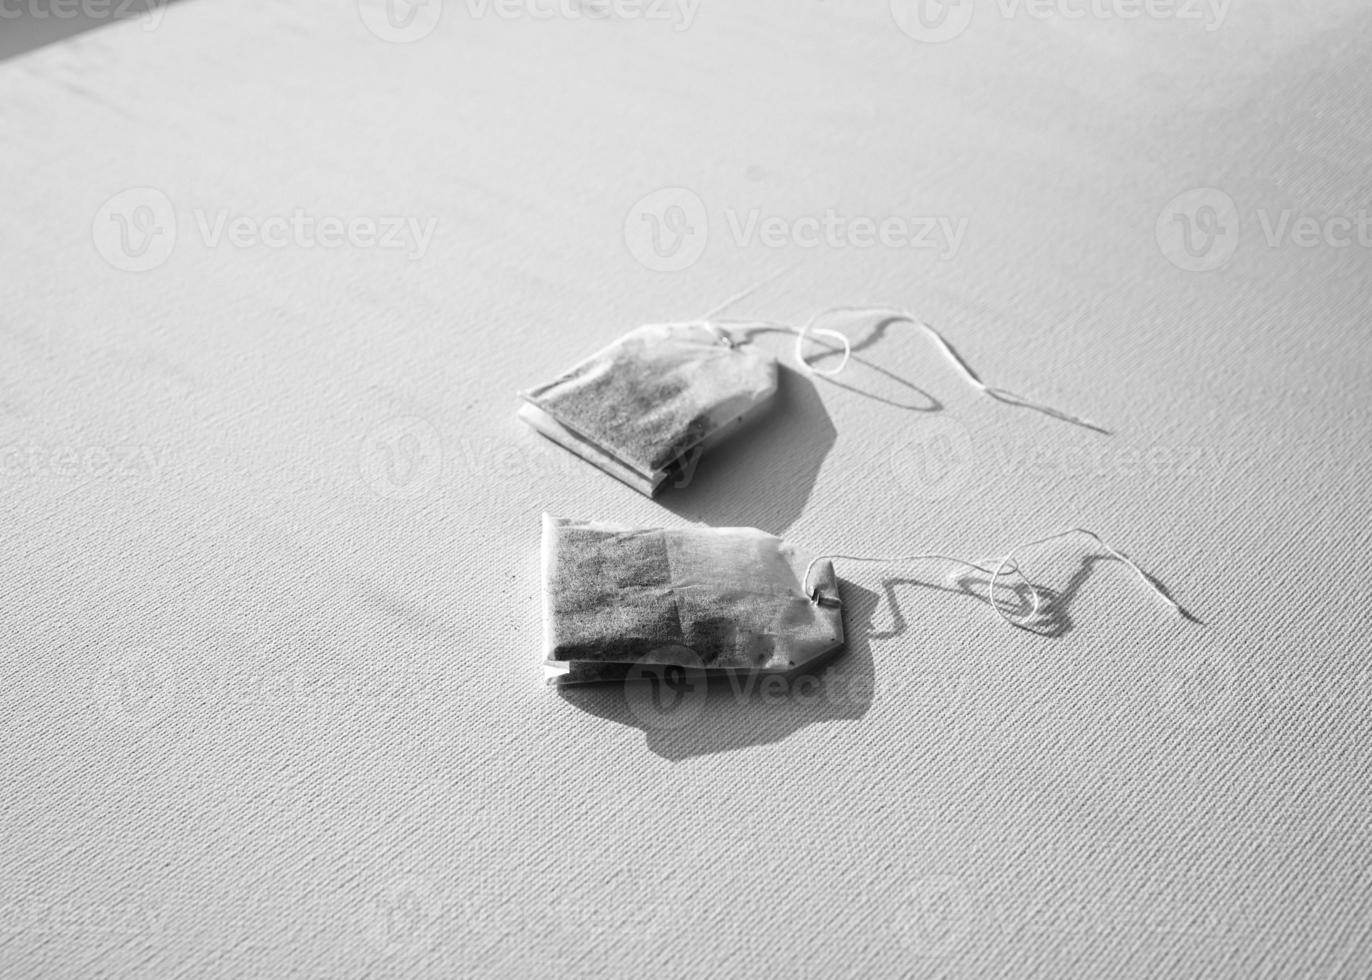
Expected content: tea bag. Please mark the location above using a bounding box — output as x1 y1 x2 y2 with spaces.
541 518 1192 688
541 514 844 685
519 323 777 497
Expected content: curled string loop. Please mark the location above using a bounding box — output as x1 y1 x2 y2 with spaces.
688 287 1104 431
804 529 1184 634
795 306 1107 432
987 528 1183 632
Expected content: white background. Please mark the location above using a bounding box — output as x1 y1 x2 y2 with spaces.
2 1 1370 977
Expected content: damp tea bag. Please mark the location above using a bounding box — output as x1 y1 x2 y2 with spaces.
519 323 778 497
541 514 844 685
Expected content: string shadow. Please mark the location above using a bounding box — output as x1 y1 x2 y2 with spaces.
879 551 1201 641
791 315 1110 435
737 324 942 413
660 365 836 535
1009 552 1201 628
555 580 881 761
874 571 1054 637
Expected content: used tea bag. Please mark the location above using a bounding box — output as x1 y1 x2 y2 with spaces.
541 514 844 685
540 518 1191 688
519 323 777 497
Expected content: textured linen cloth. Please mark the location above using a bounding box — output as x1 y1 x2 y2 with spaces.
4 2 1371 979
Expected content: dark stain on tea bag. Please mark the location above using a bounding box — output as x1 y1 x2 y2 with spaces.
657 411 713 474
523 324 776 480
542 516 843 674
548 525 683 663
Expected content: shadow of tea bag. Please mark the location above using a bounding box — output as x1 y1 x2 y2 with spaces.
519 323 777 497
541 514 844 686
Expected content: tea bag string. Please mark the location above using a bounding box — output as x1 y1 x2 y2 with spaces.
987 528 1184 627
803 528 1184 633
804 551 1043 622
692 293 1102 431
686 266 856 374
794 306 1105 432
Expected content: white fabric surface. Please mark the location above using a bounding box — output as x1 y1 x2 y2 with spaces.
2 1 1370 977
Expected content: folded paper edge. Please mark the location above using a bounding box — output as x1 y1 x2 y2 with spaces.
519 402 665 496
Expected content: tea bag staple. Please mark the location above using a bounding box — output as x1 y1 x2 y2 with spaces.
542 514 844 685
519 323 777 497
